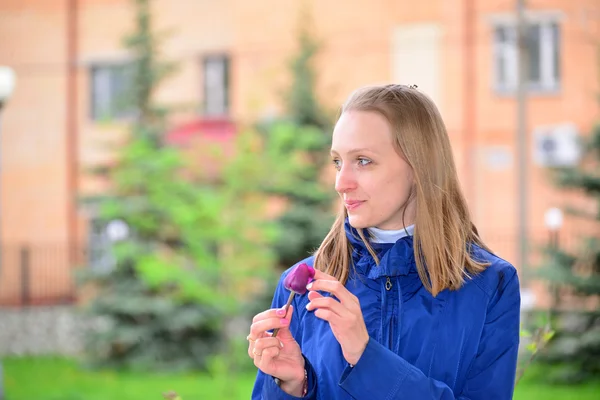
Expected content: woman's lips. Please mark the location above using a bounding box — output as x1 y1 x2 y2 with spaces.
344 200 365 211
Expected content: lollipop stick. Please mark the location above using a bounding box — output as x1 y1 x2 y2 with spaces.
272 291 295 338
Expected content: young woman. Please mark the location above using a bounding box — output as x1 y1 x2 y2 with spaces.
247 84 520 399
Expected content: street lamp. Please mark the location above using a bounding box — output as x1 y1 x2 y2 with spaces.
544 207 564 233
0 66 16 225
544 207 563 315
0 65 15 400
106 219 130 243
0 66 16 265
0 66 16 108
0 67 16 100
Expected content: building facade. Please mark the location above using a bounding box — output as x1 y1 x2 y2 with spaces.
0 0 598 306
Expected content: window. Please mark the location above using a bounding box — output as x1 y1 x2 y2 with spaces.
391 24 442 112
493 19 560 93
202 55 229 116
90 63 134 120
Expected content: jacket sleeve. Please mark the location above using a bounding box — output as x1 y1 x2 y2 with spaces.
338 271 521 400
251 264 318 400
253 355 318 400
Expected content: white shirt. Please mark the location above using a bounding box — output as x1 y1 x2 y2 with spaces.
368 225 415 244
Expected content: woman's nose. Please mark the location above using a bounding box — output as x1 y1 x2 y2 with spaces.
335 165 357 194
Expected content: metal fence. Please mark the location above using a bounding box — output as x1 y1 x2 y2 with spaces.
0 226 587 308
0 244 86 307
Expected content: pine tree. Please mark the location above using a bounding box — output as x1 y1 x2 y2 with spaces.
266 6 335 269
537 121 600 382
79 0 277 372
285 5 331 132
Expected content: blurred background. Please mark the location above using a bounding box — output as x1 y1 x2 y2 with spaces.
0 0 598 399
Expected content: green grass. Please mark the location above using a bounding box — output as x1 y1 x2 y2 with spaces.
514 365 600 400
3 357 600 399
3 357 256 400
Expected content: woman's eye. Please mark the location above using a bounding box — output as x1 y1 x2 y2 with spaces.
332 158 371 169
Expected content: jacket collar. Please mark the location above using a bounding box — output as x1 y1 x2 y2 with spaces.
345 220 417 278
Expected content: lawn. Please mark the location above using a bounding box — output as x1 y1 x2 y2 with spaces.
3 357 599 399
3 357 256 400
514 366 600 400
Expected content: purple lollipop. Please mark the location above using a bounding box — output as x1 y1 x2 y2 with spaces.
272 263 315 337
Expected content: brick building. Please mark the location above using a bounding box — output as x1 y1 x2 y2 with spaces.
0 0 598 306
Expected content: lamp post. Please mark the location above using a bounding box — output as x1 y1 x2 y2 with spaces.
0 65 16 400
0 67 16 105
0 66 16 248
544 207 563 316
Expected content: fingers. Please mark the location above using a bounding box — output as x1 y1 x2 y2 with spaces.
250 316 290 338
307 290 322 301
247 306 294 359
306 277 361 324
252 337 284 368
312 269 336 281
306 295 356 325
253 337 284 357
307 277 357 305
305 295 348 319
252 306 289 324
250 306 293 337
247 332 268 358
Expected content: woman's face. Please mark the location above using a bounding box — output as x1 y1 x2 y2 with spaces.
331 110 416 230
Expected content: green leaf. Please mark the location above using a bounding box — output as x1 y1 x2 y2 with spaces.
543 331 556 343
520 329 532 338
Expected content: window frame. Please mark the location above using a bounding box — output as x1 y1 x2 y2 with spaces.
89 62 135 121
491 15 561 95
201 54 230 117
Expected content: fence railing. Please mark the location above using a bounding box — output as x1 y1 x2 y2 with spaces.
0 226 589 308
0 244 87 307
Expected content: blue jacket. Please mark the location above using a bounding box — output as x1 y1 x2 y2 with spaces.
252 223 521 399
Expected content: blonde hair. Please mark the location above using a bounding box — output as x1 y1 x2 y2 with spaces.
314 84 490 296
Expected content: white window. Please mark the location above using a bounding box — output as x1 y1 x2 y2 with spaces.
493 19 560 93
202 55 229 116
90 63 134 120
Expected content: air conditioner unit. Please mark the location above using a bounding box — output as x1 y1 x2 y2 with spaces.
533 123 582 167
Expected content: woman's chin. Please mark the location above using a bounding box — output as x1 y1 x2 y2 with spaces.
348 214 370 229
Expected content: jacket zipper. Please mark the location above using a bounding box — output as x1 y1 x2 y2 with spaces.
385 277 393 349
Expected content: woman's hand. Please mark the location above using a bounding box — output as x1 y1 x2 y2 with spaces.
306 270 369 366
247 306 306 396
